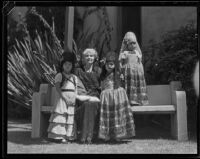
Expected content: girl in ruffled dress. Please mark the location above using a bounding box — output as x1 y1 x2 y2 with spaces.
47 52 93 143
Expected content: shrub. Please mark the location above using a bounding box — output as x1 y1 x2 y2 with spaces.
143 22 198 135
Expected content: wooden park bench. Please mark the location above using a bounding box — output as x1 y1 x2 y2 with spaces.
31 81 188 141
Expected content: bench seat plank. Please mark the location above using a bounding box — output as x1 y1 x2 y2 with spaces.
41 105 176 114
131 105 176 114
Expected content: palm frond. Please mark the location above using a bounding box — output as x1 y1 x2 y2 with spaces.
8 9 63 108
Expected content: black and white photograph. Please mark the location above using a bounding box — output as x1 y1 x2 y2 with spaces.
4 1 199 155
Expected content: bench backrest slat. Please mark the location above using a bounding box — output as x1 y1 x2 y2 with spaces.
43 84 172 106
147 85 171 105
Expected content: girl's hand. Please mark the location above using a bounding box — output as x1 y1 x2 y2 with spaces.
120 74 124 80
121 51 128 59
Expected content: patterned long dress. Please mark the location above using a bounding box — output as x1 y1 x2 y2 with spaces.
47 73 77 141
74 66 101 143
120 50 149 105
98 72 135 141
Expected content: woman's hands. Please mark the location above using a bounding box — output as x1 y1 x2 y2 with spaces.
76 95 90 101
88 96 100 102
76 95 100 102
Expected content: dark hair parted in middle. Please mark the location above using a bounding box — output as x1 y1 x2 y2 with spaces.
100 51 121 89
60 51 77 73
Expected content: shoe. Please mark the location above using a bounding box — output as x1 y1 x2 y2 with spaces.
87 137 92 144
87 139 92 144
61 139 67 143
115 138 121 142
80 139 86 144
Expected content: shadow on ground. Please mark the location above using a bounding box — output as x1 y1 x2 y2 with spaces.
7 123 176 146
7 131 53 145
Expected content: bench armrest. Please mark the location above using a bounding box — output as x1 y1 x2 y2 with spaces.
171 90 188 140
31 84 51 138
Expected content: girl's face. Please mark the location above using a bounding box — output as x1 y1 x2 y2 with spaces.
62 61 72 73
105 61 115 73
124 33 137 51
83 52 95 65
126 40 136 51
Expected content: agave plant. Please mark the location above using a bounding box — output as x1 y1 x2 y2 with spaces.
8 7 113 109
8 8 63 108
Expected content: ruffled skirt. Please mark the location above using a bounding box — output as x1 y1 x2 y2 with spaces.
47 91 77 140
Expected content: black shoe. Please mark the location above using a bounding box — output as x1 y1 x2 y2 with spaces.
87 137 92 144
80 139 86 144
49 138 63 143
87 140 92 144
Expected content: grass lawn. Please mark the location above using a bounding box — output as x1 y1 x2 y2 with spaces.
7 118 197 154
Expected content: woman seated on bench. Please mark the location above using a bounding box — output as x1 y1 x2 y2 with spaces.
75 48 101 144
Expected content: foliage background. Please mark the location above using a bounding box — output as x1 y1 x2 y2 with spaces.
142 22 198 135
7 7 113 118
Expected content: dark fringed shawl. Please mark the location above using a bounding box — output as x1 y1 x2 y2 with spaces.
74 65 101 97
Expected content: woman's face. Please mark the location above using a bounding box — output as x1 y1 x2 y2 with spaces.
105 61 115 73
83 52 95 65
63 61 72 73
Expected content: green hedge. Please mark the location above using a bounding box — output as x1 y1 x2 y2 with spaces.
143 22 198 135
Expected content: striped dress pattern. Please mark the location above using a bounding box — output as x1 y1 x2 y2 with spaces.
98 73 135 140
120 51 149 105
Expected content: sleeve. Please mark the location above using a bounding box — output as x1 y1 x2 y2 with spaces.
55 73 62 83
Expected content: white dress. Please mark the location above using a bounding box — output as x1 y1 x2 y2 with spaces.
47 73 78 140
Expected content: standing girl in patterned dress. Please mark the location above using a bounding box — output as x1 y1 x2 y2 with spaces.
119 31 149 106
47 52 92 143
98 51 135 142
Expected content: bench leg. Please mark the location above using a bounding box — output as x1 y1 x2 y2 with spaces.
170 114 177 139
32 93 47 138
170 91 188 141
32 93 41 138
40 114 49 137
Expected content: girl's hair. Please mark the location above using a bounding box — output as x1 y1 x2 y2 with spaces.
100 51 121 89
119 31 142 59
60 51 76 73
